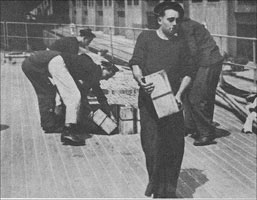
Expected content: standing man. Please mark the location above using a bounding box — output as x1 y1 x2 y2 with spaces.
178 18 224 146
22 50 118 144
49 28 96 55
129 2 194 198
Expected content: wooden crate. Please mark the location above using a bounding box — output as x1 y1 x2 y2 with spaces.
92 109 117 134
145 70 180 118
119 105 138 135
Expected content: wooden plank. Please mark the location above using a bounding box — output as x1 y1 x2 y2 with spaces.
19 65 45 197
89 134 141 197
21 70 61 198
61 144 106 198
184 139 256 198
97 134 146 196
10 66 27 197
78 135 124 197
1 62 14 198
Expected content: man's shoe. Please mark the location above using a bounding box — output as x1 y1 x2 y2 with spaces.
193 136 216 146
61 134 85 145
61 125 85 145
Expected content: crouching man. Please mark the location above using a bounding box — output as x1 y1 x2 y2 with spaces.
22 50 118 145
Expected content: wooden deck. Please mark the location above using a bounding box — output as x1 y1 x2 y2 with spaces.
0 55 256 199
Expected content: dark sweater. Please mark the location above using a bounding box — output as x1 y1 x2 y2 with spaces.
129 30 194 94
49 37 79 55
178 18 224 67
27 50 60 74
61 53 107 104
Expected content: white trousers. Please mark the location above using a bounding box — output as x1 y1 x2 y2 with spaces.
48 55 81 124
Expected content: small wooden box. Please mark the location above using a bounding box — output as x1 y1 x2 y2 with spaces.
119 105 137 135
145 70 179 118
92 109 117 134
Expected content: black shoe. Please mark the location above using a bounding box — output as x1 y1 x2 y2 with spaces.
61 134 85 145
193 136 216 146
61 125 85 145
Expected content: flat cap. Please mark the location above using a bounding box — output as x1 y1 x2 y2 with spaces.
79 28 96 38
153 1 184 18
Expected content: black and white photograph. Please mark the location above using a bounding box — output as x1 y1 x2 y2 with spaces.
0 0 256 199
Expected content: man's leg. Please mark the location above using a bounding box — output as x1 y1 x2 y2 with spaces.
48 55 84 144
21 60 58 131
189 63 222 145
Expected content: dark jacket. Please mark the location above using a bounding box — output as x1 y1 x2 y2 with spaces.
179 18 224 67
61 53 107 104
26 50 60 74
49 37 79 55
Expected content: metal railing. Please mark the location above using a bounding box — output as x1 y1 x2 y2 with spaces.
1 21 256 85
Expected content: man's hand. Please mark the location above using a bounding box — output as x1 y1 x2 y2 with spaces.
138 77 155 95
175 92 183 110
101 101 112 117
110 112 117 123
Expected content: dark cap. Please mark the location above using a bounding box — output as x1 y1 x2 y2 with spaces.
101 61 119 73
153 1 184 18
79 28 96 38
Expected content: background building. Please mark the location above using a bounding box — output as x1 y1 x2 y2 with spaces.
67 0 256 59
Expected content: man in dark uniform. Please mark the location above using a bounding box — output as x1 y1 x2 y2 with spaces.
129 2 194 198
22 50 118 144
49 28 96 55
178 18 224 146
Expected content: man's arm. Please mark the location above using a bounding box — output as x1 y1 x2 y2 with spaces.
131 65 154 95
91 84 112 117
175 76 191 104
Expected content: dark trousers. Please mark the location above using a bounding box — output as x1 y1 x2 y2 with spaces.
140 101 185 198
184 62 222 137
22 59 59 130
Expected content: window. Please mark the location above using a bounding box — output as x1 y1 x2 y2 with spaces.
98 11 103 16
109 0 112 6
72 0 76 6
104 0 108 6
96 0 103 6
118 11 125 17
82 0 87 6
84 10 88 15
117 0 124 7
207 0 220 2
192 0 202 2
127 0 132 6
134 0 139 5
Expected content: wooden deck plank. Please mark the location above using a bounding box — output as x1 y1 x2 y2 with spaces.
10 65 27 197
1 62 14 198
96 135 146 196
19 63 46 198
87 135 141 197
67 144 107 198
78 135 124 198
21 65 63 198
184 139 256 198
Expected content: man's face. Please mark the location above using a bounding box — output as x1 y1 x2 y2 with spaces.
82 37 93 47
102 68 115 80
158 9 179 38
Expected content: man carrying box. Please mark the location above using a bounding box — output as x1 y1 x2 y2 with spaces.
129 2 194 198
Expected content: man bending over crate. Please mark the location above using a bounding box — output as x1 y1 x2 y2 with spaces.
22 50 118 145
